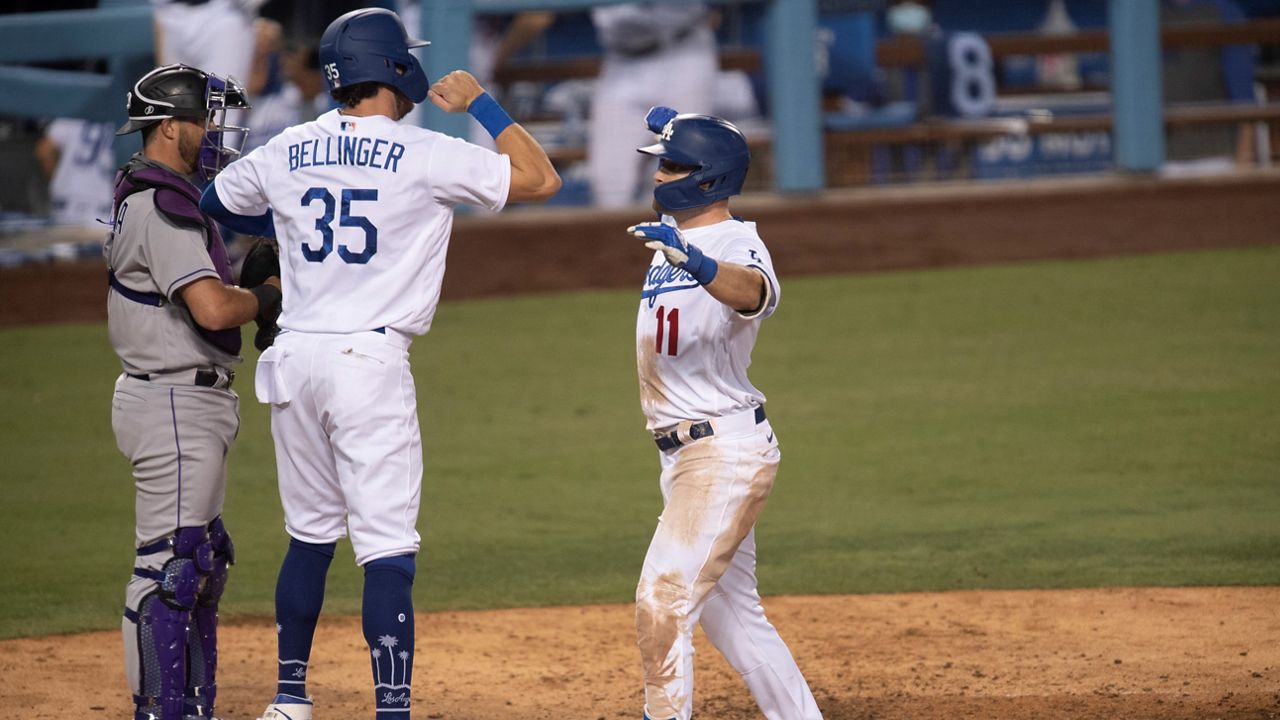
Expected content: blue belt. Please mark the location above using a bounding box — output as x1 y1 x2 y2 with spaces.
655 406 765 452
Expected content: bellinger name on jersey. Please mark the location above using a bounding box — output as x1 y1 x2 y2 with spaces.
288 136 406 173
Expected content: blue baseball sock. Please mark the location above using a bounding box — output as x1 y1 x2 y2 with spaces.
274 538 335 698
363 554 416 719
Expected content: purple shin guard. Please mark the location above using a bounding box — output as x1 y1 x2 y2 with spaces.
134 527 213 720
186 605 217 718
186 519 234 717
137 595 196 720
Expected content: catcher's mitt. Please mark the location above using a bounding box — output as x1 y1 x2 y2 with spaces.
240 238 282 350
254 322 280 352
239 237 280 289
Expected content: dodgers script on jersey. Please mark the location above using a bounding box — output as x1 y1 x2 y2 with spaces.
213 109 511 336
636 218 779 432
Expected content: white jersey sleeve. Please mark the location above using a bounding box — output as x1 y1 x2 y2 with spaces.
211 146 270 216
718 224 780 320
426 132 511 211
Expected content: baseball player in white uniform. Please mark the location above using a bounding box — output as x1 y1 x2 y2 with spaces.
199 9 560 720
35 118 116 229
152 0 258 81
626 107 823 720
152 0 260 140
590 2 718 207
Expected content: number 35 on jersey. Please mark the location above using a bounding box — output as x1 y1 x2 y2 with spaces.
300 186 378 264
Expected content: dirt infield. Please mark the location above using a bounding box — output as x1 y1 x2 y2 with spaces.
2 587 1278 719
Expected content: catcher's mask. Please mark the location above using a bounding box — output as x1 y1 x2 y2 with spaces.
116 63 251 181
319 8 430 104
638 114 750 212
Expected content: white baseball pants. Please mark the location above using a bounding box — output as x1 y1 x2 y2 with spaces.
636 413 822 720
255 329 422 566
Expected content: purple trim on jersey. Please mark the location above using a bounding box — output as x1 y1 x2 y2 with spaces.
115 159 241 356
166 267 219 300
108 270 165 307
170 388 183 529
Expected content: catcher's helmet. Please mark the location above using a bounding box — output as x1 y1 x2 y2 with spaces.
638 114 750 211
319 8 430 104
116 63 251 180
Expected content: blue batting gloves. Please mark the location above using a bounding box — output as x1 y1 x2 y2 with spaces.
644 106 679 133
628 221 719 286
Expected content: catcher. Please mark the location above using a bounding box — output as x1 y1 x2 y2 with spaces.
106 64 280 720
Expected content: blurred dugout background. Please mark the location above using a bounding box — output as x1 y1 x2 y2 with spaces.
0 0 1279 267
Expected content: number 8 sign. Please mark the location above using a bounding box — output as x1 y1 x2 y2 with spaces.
927 32 996 118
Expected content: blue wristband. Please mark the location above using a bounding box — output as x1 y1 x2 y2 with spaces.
683 245 719 286
467 92 514 139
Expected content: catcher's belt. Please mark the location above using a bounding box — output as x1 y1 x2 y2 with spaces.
127 367 235 390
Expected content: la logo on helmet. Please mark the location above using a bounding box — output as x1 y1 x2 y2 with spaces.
660 120 675 141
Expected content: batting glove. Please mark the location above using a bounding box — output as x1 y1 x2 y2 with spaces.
645 106 679 133
629 221 719 285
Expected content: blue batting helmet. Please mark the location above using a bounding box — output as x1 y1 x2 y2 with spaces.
637 113 750 211
319 8 430 104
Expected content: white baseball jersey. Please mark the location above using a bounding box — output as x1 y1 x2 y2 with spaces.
636 218 779 432
152 0 255 84
212 109 511 336
45 118 116 228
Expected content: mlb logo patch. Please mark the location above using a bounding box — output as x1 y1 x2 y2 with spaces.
341 121 357 131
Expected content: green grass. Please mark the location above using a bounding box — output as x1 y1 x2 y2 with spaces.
1 246 1278 638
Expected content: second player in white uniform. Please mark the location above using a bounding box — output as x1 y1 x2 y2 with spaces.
200 9 560 720
627 107 823 720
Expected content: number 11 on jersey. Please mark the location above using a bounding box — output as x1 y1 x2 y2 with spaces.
655 305 679 356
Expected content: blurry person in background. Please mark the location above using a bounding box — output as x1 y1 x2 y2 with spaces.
152 0 262 142
283 41 331 122
886 0 933 36
240 17 290 156
1161 0 1260 174
34 118 116 230
240 19 329 156
395 0 556 148
468 10 557 148
589 2 718 207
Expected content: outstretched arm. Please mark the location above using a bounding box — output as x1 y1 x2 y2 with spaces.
703 263 767 314
629 222 768 314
